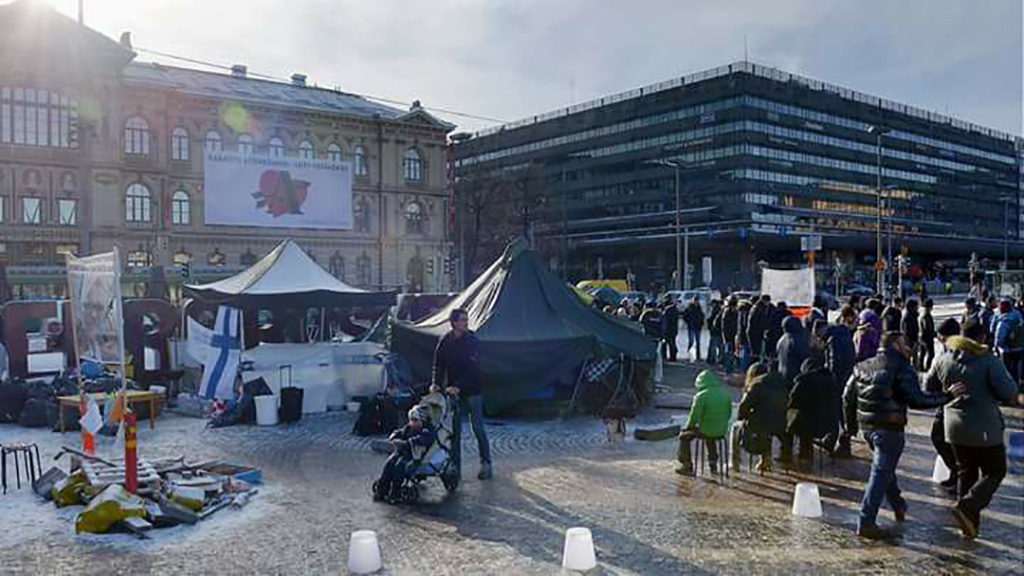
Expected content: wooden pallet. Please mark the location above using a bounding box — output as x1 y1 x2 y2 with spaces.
81 458 161 495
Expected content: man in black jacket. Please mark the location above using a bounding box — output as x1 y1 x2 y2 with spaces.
901 299 920 364
660 301 680 362
681 297 705 361
720 298 740 373
431 308 492 480
706 300 724 366
747 295 771 362
843 331 959 540
919 298 937 371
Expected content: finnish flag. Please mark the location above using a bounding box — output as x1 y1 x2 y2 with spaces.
196 306 242 400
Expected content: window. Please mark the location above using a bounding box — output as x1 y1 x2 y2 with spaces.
327 143 342 163
238 133 253 156
299 140 314 160
404 148 423 182
329 252 345 280
125 182 151 222
268 136 284 158
22 196 41 224
58 198 77 225
172 250 191 265
127 250 151 269
208 248 226 266
354 197 370 232
354 145 368 176
205 130 222 152
357 254 372 286
1 87 77 148
124 116 150 156
0 196 5 222
404 201 424 234
171 127 189 161
171 189 190 225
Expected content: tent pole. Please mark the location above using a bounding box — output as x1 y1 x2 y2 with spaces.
320 307 325 342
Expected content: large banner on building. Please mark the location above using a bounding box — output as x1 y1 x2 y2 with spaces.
66 249 125 366
761 267 815 308
204 152 353 229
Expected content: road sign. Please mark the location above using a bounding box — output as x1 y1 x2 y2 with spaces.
801 235 822 252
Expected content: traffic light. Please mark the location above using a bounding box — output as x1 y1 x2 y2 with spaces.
426 259 435 275
181 260 191 280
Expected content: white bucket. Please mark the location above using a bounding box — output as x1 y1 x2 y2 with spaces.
791 482 823 518
562 527 597 571
346 401 361 412
347 530 383 574
932 455 952 484
255 395 279 426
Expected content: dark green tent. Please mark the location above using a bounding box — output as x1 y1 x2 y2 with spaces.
390 239 656 413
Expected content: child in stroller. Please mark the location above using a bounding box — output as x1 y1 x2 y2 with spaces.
372 392 460 503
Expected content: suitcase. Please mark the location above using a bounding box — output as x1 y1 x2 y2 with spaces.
278 365 302 423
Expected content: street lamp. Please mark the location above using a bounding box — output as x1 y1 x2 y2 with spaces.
651 158 685 290
868 125 889 296
1002 195 1011 271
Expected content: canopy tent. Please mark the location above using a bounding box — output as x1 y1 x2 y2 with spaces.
391 238 656 413
183 239 395 308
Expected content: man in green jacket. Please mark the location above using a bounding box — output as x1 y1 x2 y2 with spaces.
676 370 733 475
922 319 1018 539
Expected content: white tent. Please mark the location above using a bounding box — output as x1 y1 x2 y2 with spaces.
184 239 395 308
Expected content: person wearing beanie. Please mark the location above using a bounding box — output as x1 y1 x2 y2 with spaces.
373 404 437 503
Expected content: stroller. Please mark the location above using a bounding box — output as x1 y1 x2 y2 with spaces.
371 392 460 503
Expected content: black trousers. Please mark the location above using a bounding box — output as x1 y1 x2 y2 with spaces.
951 443 1007 530
661 334 678 362
930 415 958 477
919 339 935 371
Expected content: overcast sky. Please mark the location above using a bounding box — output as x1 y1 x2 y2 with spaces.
35 0 1024 136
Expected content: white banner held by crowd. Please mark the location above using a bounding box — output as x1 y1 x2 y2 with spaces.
204 152 353 229
761 267 815 308
66 249 125 366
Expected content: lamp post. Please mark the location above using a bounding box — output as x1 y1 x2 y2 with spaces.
652 158 684 290
1003 196 1011 271
868 125 889 296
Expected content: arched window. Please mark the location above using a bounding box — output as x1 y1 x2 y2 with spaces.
127 250 152 269
404 201 424 234
172 250 191 266
204 130 222 152
171 127 189 161
298 140 314 160
354 197 370 232
125 182 151 222
171 189 190 225
124 116 150 156
357 254 372 287
403 148 423 182
354 145 367 176
208 248 226 267
268 136 284 158
329 252 345 280
238 133 253 156
327 143 342 163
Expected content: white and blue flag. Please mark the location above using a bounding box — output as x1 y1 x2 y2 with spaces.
193 306 242 400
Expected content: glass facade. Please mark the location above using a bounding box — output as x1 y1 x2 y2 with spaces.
454 62 1022 285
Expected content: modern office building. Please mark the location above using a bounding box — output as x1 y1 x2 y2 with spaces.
0 1 455 300
454 61 1024 291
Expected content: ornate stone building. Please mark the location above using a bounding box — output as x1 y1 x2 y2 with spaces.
0 1 454 299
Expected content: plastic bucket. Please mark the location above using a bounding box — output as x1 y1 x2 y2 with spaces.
347 530 382 574
562 527 597 571
791 482 823 518
255 395 279 426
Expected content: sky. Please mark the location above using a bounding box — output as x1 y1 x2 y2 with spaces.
30 0 1024 136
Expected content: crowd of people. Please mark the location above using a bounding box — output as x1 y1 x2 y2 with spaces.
667 290 1022 542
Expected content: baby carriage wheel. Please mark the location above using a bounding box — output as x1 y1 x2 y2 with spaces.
442 470 460 492
371 480 386 501
403 484 420 502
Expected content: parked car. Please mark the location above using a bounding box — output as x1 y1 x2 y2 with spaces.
727 291 759 303
621 291 653 306
660 288 722 315
844 284 874 298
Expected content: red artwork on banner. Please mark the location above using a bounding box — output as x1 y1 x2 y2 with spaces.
252 170 310 217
